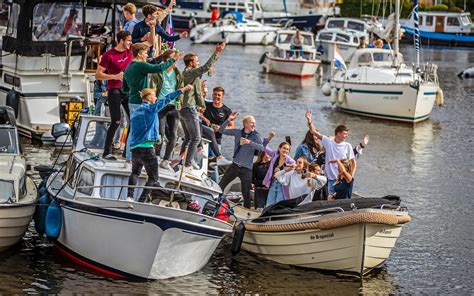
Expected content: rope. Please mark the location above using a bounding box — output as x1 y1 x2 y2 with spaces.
244 211 411 232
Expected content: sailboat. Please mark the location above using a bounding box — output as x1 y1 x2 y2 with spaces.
324 0 443 123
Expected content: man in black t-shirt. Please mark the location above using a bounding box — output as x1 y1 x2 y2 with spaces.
202 87 233 145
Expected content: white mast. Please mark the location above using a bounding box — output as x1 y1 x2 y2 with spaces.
393 0 400 64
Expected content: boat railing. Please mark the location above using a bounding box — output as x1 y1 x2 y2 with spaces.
421 63 439 84
255 207 346 222
74 184 220 206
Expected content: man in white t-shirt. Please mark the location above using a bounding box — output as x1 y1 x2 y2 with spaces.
305 111 357 195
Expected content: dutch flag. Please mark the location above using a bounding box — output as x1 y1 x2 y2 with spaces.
333 44 347 70
165 13 175 49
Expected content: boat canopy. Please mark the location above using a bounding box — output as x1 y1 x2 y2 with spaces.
276 30 315 49
348 48 404 69
220 10 245 23
2 0 158 56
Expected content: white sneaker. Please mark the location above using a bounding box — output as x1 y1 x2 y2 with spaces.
216 156 232 166
160 159 172 170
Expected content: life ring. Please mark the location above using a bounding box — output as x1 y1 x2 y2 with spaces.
337 88 346 104
45 201 62 240
435 87 444 106
330 88 338 104
231 222 246 256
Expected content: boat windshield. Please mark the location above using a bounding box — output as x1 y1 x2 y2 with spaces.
372 52 394 62
327 19 345 29
278 33 313 46
83 120 110 151
460 15 472 25
0 180 15 203
0 127 18 154
347 21 365 32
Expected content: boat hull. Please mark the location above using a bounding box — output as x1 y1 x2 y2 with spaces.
264 55 321 78
0 178 37 252
401 27 474 48
55 197 231 279
331 81 438 123
192 30 276 45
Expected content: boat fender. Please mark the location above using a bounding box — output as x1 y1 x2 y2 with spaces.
242 32 246 44
322 82 331 96
6 88 20 118
259 53 267 65
330 88 338 104
435 87 444 107
33 193 52 236
231 222 246 256
221 31 226 40
261 34 267 46
337 88 346 104
45 201 62 240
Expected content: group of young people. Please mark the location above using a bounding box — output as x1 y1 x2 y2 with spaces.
93 2 367 206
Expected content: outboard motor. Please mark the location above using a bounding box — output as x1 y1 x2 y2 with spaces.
51 123 71 139
6 88 19 118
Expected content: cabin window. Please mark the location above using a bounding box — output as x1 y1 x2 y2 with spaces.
84 121 110 150
0 128 18 154
335 33 350 42
100 174 145 200
447 17 459 26
347 21 364 32
65 157 78 188
353 36 359 43
425 16 433 26
419 16 423 26
327 20 345 29
0 180 15 203
319 33 333 41
19 176 26 198
6 3 20 38
32 3 84 42
358 53 372 64
77 167 95 196
460 15 471 25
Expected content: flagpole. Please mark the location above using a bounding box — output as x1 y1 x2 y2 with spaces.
413 0 420 67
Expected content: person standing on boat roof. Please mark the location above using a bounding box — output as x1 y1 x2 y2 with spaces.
179 42 226 174
123 3 140 34
127 86 191 203
150 49 184 170
131 3 188 50
122 42 180 162
96 28 157 160
218 113 264 209
305 111 356 197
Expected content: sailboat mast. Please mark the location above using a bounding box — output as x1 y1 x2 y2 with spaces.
394 0 400 60
414 0 420 66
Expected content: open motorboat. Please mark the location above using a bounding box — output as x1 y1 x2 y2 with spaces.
325 0 443 123
261 29 321 78
189 10 277 45
234 196 411 277
42 114 233 279
0 106 38 252
0 0 151 142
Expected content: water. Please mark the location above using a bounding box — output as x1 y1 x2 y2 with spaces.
1 41 473 294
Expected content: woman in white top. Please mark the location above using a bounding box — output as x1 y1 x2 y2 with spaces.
274 157 327 205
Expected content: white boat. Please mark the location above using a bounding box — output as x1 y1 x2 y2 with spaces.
237 197 411 277
175 0 339 31
402 11 473 47
0 106 38 252
261 29 321 78
44 114 233 279
0 0 149 141
324 17 369 37
327 1 443 123
315 28 361 63
189 11 277 45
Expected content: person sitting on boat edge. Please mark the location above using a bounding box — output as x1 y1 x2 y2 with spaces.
274 156 327 206
127 86 192 203
305 110 356 197
252 150 272 210
290 30 304 59
262 131 295 207
218 112 264 209
327 159 353 200
122 42 180 162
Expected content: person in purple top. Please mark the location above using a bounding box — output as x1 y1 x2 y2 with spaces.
262 131 295 207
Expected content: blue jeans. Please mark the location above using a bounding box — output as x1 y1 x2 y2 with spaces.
327 179 336 195
125 103 141 161
266 181 284 207
179 106 201 167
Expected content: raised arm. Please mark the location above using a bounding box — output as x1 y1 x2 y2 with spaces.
335 160 353 183
183 43 225 80
305 110 324 140
218 112 240 136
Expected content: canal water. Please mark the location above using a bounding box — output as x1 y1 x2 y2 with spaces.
1 41 472 294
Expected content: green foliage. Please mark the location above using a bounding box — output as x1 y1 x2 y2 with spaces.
339 0 413 19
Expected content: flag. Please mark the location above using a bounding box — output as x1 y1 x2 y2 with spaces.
333 44 347 70
165 13 175 49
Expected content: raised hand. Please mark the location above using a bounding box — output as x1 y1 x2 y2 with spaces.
305 110 312 122
179 31 188 39
173 51 184 59
228 111 239 121
268 131 276 140
181 84 193 92
215 42 226 53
